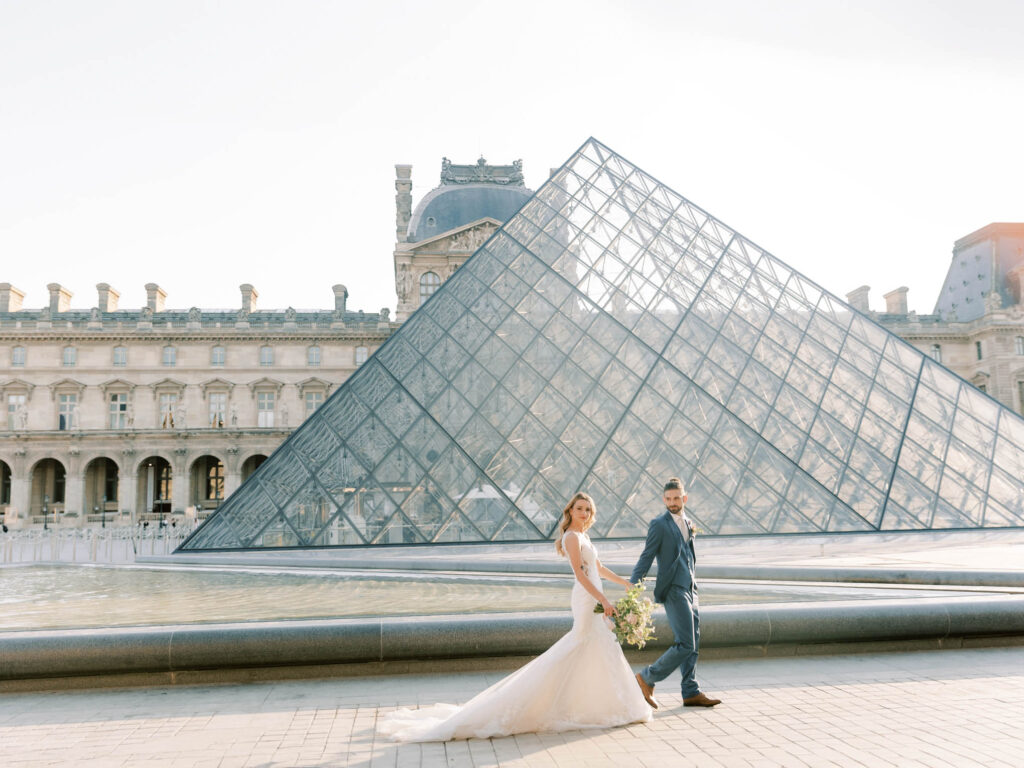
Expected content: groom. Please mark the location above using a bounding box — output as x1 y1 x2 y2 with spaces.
630 477 721 709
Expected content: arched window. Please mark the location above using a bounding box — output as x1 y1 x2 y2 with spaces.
307 345 321 367
1016 336 1024 356
930 344 942 363
419 272 441 305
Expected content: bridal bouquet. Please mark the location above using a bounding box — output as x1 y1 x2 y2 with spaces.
594 581 657 649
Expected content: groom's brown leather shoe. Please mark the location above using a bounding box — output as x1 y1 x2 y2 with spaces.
683 692 722 707
635 673 659 709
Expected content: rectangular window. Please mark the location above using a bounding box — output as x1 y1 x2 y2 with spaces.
112 346 127 367
62 346 76 367
211 346 225 366
260 346 274 367
58 393 77 430
930 344 942 363
305 391 324 417
257 391 275 427
11 346 26 366
109 393 129 429
159 393 178 428
355 346 368 366
307 345 321 367
975 340 983 361
1016 337 1024 356
104 469 118 503
1019 381 1024 417
7 394 26 430
209 392 226 428
162 346 177 366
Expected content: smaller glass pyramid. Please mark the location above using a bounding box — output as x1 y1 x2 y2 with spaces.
179 138 1024 551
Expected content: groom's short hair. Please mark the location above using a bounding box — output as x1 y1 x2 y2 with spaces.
663 477 685 493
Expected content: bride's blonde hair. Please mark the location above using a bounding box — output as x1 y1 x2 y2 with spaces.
555 491 596 556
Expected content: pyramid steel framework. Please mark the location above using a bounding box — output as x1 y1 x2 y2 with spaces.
179 139 1024 551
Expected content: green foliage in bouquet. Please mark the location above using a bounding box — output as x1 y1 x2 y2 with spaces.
593 581 657 649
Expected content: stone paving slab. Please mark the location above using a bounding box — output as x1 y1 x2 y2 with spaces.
2 647 1023 767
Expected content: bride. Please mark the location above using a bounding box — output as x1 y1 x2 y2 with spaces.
379 492 653 742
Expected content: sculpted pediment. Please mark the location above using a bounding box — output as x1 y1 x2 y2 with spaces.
402 217 501 254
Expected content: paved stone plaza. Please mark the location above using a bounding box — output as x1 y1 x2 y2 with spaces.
2 646 1022 767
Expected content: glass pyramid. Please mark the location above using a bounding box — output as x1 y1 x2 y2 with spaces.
179 138 1024 550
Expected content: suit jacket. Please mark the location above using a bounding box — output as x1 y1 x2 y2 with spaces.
630 509 697 603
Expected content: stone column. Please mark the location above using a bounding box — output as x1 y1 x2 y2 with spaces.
8 472 30 529
64 451 84 527
171 450 189 515
119 456 138 526
395 164 412 242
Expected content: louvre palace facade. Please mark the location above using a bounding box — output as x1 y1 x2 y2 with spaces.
0 157 531 530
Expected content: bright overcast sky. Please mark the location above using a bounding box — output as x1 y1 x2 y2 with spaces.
2 0 1023 317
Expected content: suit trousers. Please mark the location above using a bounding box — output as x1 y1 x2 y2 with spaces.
641 584 700 698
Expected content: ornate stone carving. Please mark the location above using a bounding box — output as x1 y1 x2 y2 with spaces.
397 263 413 302
188 306 201 322
379 307 390 322
285 306 297 321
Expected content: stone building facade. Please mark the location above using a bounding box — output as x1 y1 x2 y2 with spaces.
850 223 1024 416
0 281 394 529
393 157 532 321
0 156 533 529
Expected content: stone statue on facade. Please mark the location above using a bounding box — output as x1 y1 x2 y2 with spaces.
285 306 297 321
175 404 186 430
230 405 238 426
397 263 413 302
16 403 28 430
509 159 524 185
236 307 249 322
985 290 1003 313
380 307 390 322
126 403 135 428
280 402 288 428
90 307 100 322
140 306 153 321
188 307 201 322
441 157 455 184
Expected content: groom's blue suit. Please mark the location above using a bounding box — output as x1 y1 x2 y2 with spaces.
630 509 701 698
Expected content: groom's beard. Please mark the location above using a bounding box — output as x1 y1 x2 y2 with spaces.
666 504 683 514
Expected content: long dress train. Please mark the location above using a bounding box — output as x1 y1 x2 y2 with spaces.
378 531 652 742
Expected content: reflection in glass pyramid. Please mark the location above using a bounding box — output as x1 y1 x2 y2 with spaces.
179 138 1024 550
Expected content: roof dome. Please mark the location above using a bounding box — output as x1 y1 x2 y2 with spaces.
406 157 533 242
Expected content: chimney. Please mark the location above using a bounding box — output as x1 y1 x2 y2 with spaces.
47 283 73 313
145 283 166 312
96 283 120 312
883 286 908 315
845 285 870 313
0 283 25 312
332 284 349 313
395 164 412 242
240 283 258 314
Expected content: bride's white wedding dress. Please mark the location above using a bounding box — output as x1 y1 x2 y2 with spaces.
379 531 652 742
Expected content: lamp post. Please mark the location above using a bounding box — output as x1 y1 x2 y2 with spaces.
101 494 107 528
42 493 49 530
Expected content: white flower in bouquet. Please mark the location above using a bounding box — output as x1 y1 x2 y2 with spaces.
594 580 657 649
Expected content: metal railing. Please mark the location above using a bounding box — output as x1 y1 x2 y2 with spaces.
0 524 197 565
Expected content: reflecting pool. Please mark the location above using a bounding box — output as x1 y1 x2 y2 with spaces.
0 564 984 632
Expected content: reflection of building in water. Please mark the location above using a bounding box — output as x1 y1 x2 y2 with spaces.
854 223 1024 416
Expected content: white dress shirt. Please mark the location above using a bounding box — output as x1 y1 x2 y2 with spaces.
670 510 690 543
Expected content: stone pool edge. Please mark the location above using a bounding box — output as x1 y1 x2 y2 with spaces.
3 594 1024 690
